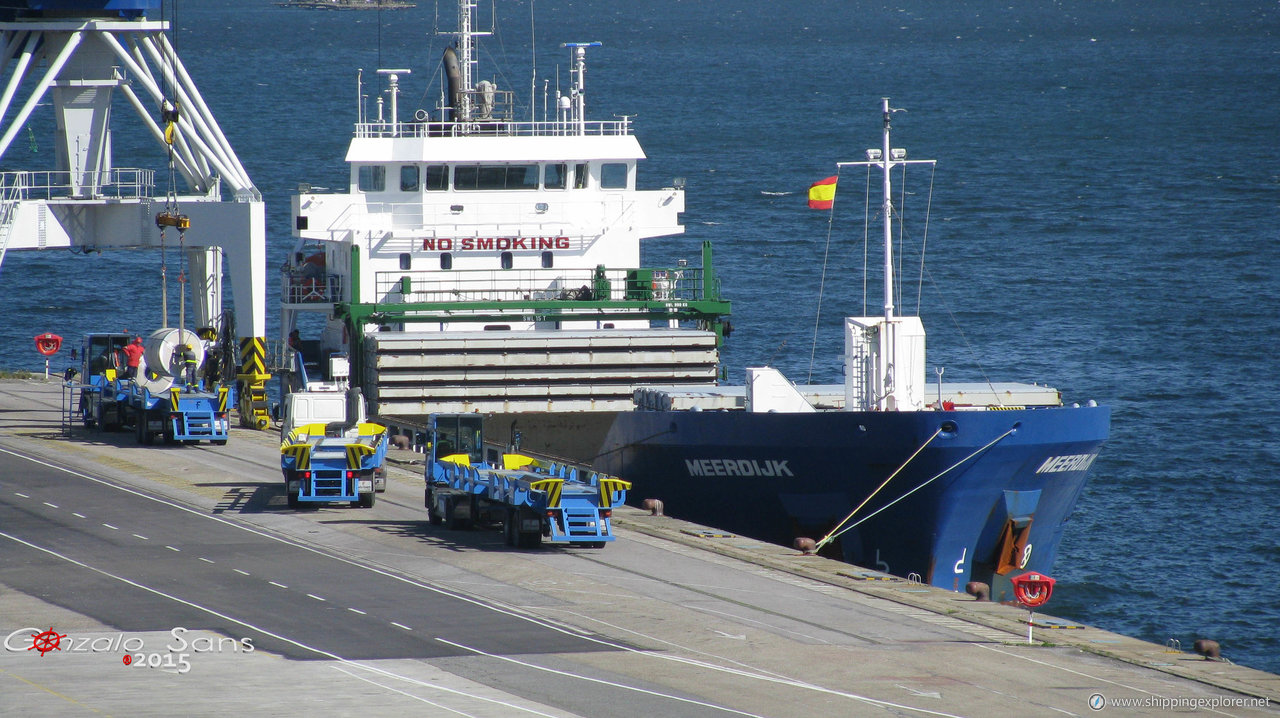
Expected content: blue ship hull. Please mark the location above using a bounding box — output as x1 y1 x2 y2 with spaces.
593 404 1109 596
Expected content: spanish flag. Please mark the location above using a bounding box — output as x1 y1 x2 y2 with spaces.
808 175 838 210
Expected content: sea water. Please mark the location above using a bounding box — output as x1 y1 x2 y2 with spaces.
0 0 1275 673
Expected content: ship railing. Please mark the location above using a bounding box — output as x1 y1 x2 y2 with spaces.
281 269 347 306
354 118 632 139
0 169 156 200
310 196 642 248
371 266 711 306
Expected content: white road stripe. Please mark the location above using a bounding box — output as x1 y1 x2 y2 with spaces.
198 557 215 564
166 546 181 552
43 502 58 508
347 608 366 615
307 594 325 602
14 492 29 498
72 513 86 519
102 523 118 530
391 622 412 631
133 534 148 540
0 529 584 716
233 569 250 576
269 581 288 589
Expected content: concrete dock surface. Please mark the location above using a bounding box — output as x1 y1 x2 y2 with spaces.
0 377 1275 717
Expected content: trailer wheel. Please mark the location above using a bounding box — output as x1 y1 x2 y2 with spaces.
444 496 466 530
517 527 542 550
212 439 228 446
358 491 375 509
426 489 444 525
503 508 518 547
286 490 299 510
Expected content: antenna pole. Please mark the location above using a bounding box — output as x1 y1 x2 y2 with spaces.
561 42 601 136
881 97 895 324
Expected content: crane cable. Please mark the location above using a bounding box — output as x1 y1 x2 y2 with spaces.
154 0 188 333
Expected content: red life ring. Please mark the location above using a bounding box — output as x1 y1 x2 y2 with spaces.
34 333 62 356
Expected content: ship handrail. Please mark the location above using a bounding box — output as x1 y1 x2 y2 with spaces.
354 118 632 139
0 168 156 200
371 266 710 304
303 195 645 239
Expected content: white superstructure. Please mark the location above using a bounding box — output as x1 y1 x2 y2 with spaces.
282 1 730 415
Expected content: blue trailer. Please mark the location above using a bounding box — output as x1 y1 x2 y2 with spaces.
280 396 387 509
423 414 630 549
75 332 231 445
130 382 231 446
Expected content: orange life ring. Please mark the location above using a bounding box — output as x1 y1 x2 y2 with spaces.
34 333 62 356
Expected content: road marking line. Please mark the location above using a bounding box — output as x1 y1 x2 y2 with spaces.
436 638 772 717
347 608 366 615
14 492 29 498
391 622 412 631
269 581 288 589
102 523 118 530
0 528 582 717
43 502 58 508
166 545 181 552
72 513 86 519
972 644 1238 718
198 557 215 564
132 534 148 540
0 447 634 651
233 569 250 576
0 666 107 715
307 594 326 602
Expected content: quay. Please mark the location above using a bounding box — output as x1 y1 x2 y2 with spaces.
0 378 1275 717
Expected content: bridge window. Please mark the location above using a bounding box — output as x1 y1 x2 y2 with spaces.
425 165 448 191
454 164 538 190
500 251 513 269
440 252 452 270
400 165 419 192
541 251 553 268
358 165 385 192
573 163 589 189
544 163 567 189
399 253 412 270
600 162 628 189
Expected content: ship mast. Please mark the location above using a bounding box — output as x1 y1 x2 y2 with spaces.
879 97 896 325
453 0 490 120
839 98 935 411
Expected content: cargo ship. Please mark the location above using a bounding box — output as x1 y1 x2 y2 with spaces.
281 0 1109 596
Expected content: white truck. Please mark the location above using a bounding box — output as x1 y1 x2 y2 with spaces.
278 355 386 502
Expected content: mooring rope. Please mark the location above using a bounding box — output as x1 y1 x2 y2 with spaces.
814 425 1018 551
813 427 942 552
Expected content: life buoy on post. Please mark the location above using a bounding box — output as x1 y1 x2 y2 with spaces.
34 333 62 356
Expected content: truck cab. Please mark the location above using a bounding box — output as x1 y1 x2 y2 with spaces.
278 354 366 439
425 414 486 467
78 332 132 430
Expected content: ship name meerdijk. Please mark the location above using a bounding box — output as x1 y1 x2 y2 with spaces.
685 459 795 478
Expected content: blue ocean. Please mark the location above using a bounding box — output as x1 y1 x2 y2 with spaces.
0 0 1276 673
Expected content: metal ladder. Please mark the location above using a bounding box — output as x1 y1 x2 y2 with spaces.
0 174 26 275
61 380 88 436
